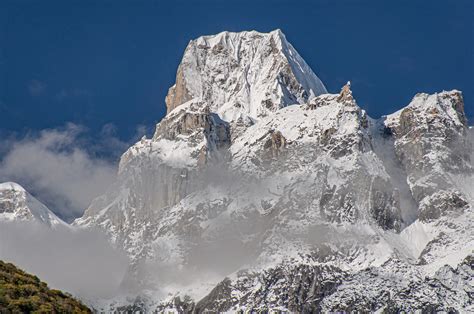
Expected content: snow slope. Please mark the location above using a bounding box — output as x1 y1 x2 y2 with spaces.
0 182 66 227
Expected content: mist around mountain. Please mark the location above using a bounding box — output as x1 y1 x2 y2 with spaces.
0 30 473 312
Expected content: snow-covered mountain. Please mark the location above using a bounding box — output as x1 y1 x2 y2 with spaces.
74 30 473 312
0 182 66 227
165 29 327 123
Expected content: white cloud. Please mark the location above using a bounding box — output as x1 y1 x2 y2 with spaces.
0 124 121 221
0 221 128 300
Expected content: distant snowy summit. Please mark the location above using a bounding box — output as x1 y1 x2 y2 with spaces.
0 182 66 227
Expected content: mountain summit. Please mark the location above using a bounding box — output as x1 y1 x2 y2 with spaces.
74 30 473 312
165 30 327 122
0 182 66 227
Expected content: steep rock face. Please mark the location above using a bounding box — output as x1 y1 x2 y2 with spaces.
119 100 230 174
153 101 230 167
165 30 327 121
0 182 65 227
77 100 230 261
384 91 472 222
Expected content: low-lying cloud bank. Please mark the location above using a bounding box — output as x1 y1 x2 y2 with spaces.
0 123 129 222
0 222 129 300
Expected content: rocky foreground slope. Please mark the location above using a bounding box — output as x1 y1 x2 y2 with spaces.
72 30 473 311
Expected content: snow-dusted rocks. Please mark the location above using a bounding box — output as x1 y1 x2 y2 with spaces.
75 30 473 312
76 99 232 261
318 255 473 312
191 254 474 312
229 84 402 231
0 182 65 227
384 90 472 222
165 29 327 121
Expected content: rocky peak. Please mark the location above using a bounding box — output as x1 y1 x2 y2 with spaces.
165 29 327 121
384 90 472 221
337 81 353 103
0 182 65 227
387 90 468 136
385 90 471 173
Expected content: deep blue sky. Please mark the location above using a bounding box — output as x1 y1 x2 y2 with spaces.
1 0 473 150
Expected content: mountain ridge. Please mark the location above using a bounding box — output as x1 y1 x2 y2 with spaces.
5 29 472 312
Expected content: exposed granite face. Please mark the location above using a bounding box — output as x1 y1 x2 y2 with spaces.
384 91 472 221
165 66 193 114
154 102 231 166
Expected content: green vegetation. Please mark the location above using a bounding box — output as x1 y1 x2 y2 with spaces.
0 260 91 313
